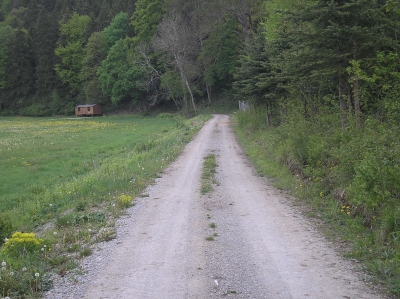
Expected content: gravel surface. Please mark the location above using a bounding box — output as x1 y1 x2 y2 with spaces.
43 114 385 299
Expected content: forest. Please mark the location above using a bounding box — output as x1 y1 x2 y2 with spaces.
1 0 400 294
0 0 261 116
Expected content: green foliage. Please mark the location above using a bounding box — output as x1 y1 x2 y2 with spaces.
233 108 400 294
2 232 43 258
102 12 130 50
55 13 91 90
81 31 108 103
117 195 133 208
160 70 184 101
131 0 169 44
97 38 149 105
1 0 12 20
199 20 240 91
347 52 400 125
236 108 267 132
0 25 13 90
233 29 276 109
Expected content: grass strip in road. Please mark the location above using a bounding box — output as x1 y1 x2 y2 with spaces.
200 153 218 195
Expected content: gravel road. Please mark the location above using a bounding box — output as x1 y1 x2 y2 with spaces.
44 114 384 299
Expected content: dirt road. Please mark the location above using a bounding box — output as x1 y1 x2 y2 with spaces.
49 114 384 298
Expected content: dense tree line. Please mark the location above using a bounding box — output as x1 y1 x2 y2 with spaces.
0 0 137 115
0 0 264 115
0 0 399 121
234 0 400 127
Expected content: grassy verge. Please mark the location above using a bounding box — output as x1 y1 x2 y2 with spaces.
232 109 400 296
0 113 209 298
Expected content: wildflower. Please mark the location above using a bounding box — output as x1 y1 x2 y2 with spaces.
21 267 27 272
53 232 57 235
347 212 350 215
1 261 5 267
9 272 14 276
35 272 40 277
1 267 5 271
41 247 45 251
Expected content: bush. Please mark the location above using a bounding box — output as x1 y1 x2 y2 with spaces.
2 232 43 258
117 195 133 208
236 107 267 132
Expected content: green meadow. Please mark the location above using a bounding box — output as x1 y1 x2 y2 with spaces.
0 114 208 297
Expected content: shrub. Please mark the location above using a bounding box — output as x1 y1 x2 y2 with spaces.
117 195 133 208
236 108 266 132
2 232 43 257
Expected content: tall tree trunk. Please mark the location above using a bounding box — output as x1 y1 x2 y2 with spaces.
266 106 270 126
206 82 211 103
238 0 250 43
185 78 197 114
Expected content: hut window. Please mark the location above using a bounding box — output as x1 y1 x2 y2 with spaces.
78 107 81 111
87 107 91 112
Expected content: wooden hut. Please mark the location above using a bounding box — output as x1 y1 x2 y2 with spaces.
75 104 102 117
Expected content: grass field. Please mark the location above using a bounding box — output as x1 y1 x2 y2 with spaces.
0 114 208 298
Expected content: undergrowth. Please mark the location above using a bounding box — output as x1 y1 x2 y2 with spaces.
232 108 400 296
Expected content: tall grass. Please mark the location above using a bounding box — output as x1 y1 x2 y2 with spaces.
233 109 400 295
0 114 208 298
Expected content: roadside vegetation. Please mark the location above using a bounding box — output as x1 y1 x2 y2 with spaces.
228 0 400 296
233 109 400 295
0 114 208 298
